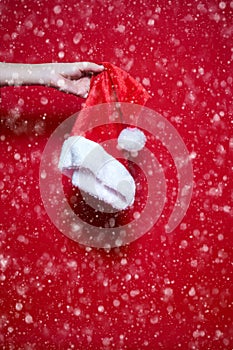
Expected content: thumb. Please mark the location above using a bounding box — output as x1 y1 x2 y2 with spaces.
57 76 91 97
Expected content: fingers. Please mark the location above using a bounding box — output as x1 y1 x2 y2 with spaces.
51 61 104 97
57 62 104 80
76 62 105 74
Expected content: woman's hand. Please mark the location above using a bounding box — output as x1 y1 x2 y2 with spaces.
47 62 104 97
0 62 104 98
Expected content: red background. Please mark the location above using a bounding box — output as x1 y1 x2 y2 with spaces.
0 0 233 349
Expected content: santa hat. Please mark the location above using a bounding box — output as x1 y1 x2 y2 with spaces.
59 62 150 211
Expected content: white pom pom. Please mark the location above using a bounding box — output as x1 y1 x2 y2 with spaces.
118 127 146 152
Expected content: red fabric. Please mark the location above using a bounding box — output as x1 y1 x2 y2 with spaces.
71 62 150 135
68 63 150 229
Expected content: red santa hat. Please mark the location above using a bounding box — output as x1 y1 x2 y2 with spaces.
59 62 150 212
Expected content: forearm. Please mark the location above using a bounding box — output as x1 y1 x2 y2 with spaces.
0 63 55 87
0 61 104 96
